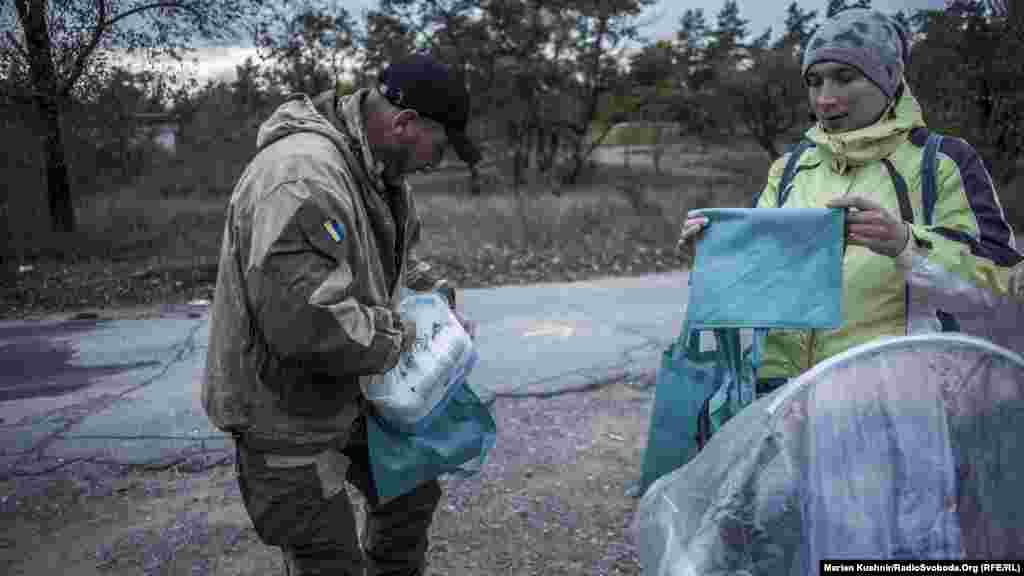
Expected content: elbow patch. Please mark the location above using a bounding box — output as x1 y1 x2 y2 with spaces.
327 302 397 349
310 261 355 306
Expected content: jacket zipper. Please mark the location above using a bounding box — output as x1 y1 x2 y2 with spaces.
806 329 818 372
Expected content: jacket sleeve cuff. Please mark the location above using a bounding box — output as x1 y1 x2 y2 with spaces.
405 253 440 290
894 223 917 270
369 306 405 373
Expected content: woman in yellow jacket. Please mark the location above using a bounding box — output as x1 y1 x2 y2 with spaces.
679 8 1024 392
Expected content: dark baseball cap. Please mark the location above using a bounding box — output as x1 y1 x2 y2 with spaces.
379 54 481 166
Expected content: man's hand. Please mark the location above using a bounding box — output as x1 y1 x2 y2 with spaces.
453 309 478 340
676 215 710 251
827 196 910 258
400 317 418 355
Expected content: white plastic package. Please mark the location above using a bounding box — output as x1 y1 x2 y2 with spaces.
363 292 477 433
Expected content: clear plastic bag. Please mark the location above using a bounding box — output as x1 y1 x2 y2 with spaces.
633 334 1024 574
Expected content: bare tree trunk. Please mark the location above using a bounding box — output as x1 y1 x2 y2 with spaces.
509 122 525 195
18 0 76 233
564 15 611 186
652 125 665 175
468 162 482 196
39 95 74 233
536 125 549 175
567 134 591 185
546 130 560 174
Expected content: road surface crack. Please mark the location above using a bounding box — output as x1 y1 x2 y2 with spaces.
4 319 215 478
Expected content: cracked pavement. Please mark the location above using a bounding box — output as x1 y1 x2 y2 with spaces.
0 271 689 481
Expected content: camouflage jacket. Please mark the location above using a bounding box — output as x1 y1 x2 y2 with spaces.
202 89 444 451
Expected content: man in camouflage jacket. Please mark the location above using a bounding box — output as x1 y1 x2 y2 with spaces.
202 54 480 576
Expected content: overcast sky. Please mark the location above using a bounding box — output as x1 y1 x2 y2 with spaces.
158 0 949 85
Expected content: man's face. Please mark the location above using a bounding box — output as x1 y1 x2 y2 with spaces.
392 111 448 174
411 116 449 173
805 61 890 133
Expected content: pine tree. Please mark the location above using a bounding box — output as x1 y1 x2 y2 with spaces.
776 1 819 53
706 0 749 66
676 8 711 91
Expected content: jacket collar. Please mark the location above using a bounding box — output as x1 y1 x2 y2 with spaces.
336 88 410 198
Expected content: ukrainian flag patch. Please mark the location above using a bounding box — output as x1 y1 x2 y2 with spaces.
323 220 345 243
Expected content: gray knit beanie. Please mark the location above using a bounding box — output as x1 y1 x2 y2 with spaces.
802 9 909 100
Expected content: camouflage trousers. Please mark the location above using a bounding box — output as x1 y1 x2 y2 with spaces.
234 415 442 576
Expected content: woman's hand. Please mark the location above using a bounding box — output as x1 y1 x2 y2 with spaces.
827 196 910 258
1010 264 1024 299
676 216 710 250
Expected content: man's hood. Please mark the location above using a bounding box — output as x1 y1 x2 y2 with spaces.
256 93 350 153
256 89 394 196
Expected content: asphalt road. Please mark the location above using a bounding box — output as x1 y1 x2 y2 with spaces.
0 271 689 479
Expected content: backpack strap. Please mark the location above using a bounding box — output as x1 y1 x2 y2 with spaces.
754 139 815 208
881 157 916 337
922 132 944 226
881 158 914 223
919 132 961 331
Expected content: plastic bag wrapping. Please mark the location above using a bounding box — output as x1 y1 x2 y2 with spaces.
364 292 478 432
947 308 1024 361
688 208 844 330
365 291 497 503
632 334 1024 574
367 366 497 504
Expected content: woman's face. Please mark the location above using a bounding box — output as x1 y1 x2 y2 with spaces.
805 61 890 133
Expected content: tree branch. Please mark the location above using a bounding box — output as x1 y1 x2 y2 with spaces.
3 29 30 61
583 119 617 158
59 0 204 99
59 0 106 98
105 0 204 30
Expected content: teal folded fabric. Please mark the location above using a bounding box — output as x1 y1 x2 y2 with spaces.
687 208 845 330
636 207 845 496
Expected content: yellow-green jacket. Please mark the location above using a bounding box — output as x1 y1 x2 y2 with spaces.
756 82 1023 380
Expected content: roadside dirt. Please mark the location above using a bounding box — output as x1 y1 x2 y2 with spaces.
0 380 655 575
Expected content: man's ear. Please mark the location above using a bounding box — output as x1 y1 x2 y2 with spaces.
391 109 419 138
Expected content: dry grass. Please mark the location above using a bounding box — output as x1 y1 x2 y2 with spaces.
16 142 1023 299
77 189 227 264
3 141 770 274
413 174 741 259
9 142 1016 320
10 137 1015 276
3 188 225 270
2 141 780 317
409 140 770 249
